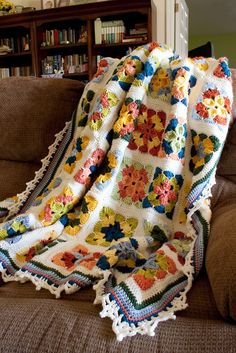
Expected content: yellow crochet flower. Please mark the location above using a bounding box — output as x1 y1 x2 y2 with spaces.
136 268 157 279
114 105 133 133
108 153 118 168
178 180 192 224
203 95 228 119
96 172 111 183
86 207 138 247
65 225 81 236
79 213 89 224
0 228 8 240
197 62 209 71
84 195 98 212
11 221 27 234
64 194 98 235
151 68 170 91
64 163 76 174
101 248 118 267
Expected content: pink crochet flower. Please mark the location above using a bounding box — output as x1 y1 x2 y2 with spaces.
128 102 139 117
91 148 105 164
44 204 52 222
153 179 177 206
74 168 91 185
100 91 109 108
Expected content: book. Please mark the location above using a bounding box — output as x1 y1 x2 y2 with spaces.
130 28 148 35
94 18 102 44
122 35 147 43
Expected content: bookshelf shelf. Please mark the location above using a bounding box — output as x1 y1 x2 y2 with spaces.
0 51 32 58
40 43 87 50
93 41 148 48
0 0 152 80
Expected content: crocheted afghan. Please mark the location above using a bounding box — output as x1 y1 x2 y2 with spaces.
0 43 233 341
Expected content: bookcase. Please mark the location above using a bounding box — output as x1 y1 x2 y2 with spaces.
0 22 33 78
0 0 152 80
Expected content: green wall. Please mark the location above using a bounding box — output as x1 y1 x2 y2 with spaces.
189 32 236 68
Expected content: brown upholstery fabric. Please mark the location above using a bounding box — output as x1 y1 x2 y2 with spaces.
206 201 236 321
0 77 84 201
0 77 84 162
0 160 41 200
209 110 236 320
0 276 235 353
211 176 236 210
216 119 236 184
178 272 222 320
231 68 236 121
214 70 236 183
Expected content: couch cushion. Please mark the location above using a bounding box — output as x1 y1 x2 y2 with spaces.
0 77 84 162
0 277 235 353
0 272 221 320
206 201 236 321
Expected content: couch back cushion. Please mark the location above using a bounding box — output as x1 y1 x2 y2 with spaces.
0 77 84 201
0 77 84 162
231 68 236 121
216 69 236 183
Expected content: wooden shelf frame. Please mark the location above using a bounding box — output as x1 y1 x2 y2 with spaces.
0 0 152 80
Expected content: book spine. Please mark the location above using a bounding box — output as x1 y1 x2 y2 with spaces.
46 30 50 46
54 29 59 45
72 29 76 44
68 27 73 43
50 30 54 46
94 18 102 44
59 30 63 44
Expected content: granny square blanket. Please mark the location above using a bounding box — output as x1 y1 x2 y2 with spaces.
0 43 233 340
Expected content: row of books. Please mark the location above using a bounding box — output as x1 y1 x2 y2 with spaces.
94 18 148 45
41 26 87 47
0 35 30 54
94 19 125 44
0 66 32 78
41 54 88 75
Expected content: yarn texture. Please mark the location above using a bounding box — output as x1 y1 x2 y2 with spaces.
0 43 233 340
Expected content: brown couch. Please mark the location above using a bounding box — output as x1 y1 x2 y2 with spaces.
0 76 235 353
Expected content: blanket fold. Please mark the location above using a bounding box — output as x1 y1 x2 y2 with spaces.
0 43 233 341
